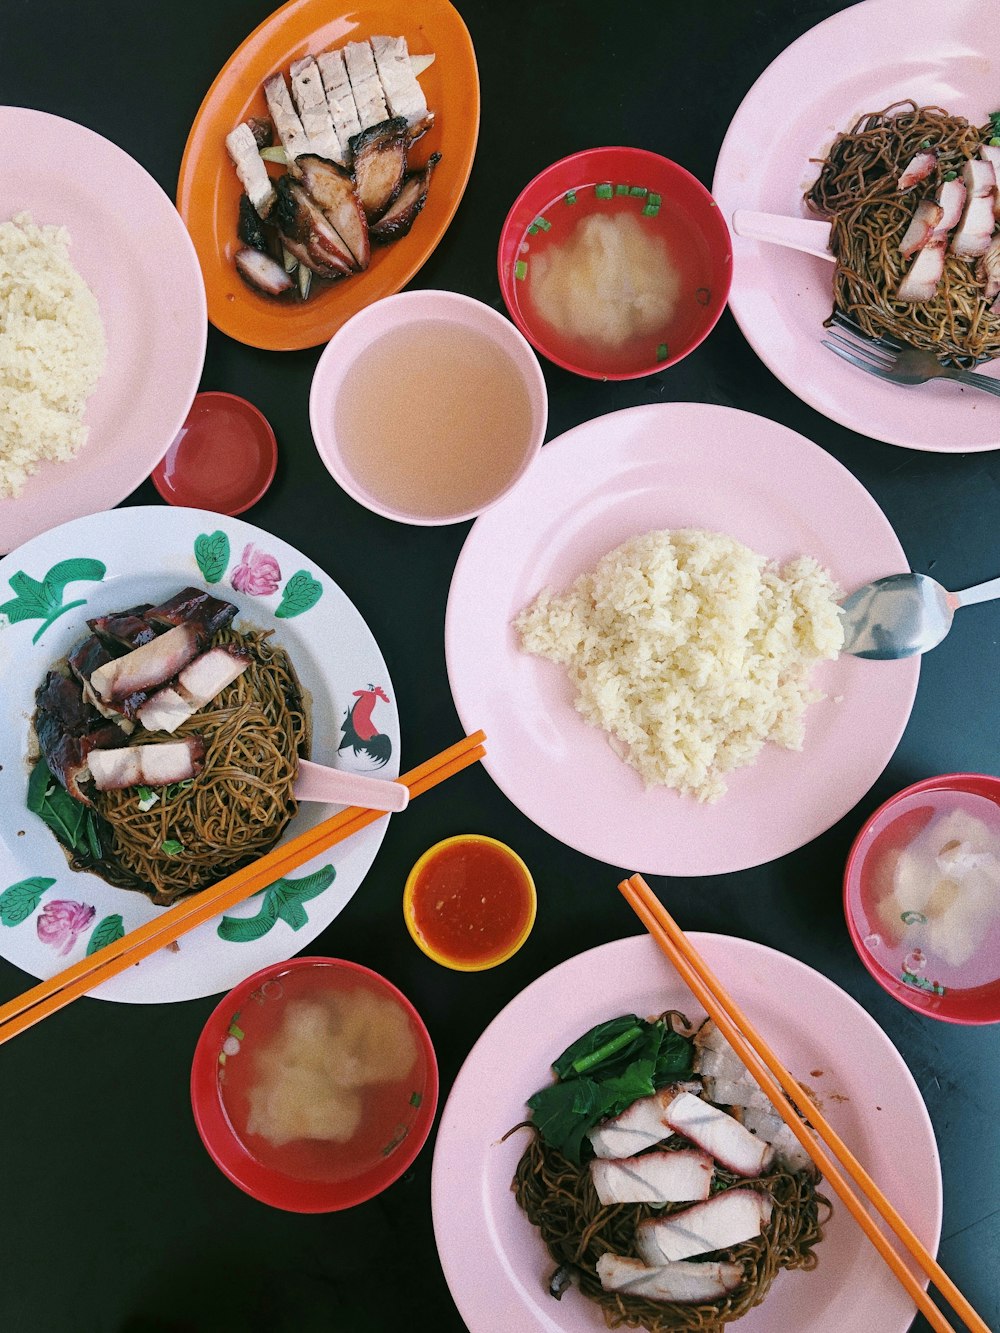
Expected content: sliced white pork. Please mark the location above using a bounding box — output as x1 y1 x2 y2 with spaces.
596 1254 743 1304
369 35 430 131
979 233 1000 300
634 1189 773 1264
88 737 205 791
316 49 363 154
89 624 202 706
981 144 1000 218
951 159 996 257
225 124 277 218
137 646 251 734
590 1149 713 1206
897 150 937 191
738 1103 785 1142
770 1121 815 1174
663 1093 774 1178
343 40 389 130
899 200 944 258
895 175 967 303
702 1076 774 1112
587 1083 700 1159
263 73 313 161
289 56 344 163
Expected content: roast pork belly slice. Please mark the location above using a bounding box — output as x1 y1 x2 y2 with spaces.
662 1092 775 1178
88 737 205 791
87 603 157 650
225 123 277 219
289 55 345 164
590 1148 713 1206
370 154 440 246
596 1254 744 1304
369 35 430 131
293 155 370 270
343 40 389 130
634 1189 773 1265
36 670 96 735
275 175 357 275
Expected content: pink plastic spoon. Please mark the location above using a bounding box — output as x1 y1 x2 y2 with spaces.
731 210 834 261
293 759 409 812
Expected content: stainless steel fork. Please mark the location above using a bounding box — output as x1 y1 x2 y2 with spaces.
821 314 1000 396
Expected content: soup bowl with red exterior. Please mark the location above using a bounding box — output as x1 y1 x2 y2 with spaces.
844 773 1000 1025
498 146 732 380
191 956 439 1210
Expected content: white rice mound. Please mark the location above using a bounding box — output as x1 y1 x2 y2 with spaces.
514 528 844 802
0 212 107 499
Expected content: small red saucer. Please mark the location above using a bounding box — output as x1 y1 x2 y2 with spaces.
152 391 277 515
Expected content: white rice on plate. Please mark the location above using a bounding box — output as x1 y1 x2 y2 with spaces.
514 528 844 802
0 212 106 498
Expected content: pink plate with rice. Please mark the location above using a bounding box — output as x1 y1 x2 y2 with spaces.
445 402 918 877
0 107 206 553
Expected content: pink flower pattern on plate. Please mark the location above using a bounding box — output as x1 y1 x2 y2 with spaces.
231 543 281 597
36 900 96 956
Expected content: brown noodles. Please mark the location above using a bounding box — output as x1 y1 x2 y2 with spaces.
805 100 1000 364
88 627 308 905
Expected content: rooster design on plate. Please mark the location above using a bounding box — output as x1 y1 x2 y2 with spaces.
338 685 393 769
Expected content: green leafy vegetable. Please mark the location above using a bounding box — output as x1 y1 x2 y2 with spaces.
943 170 958 181
530 1014 694 1163
26 758 103 859
161 839 184 857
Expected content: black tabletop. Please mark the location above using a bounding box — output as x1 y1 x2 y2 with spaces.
2 2 998 1330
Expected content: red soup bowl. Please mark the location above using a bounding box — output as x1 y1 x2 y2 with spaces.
844 773 1000 1025
191 956 439 1210
498 146 732 380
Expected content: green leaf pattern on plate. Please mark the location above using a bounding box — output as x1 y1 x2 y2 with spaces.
0 558 106 643
0 877 55 927
275 570 323 619
194 531 230 583
86 913 125 956
216 865 336 943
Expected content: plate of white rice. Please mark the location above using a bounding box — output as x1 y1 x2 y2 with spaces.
445 402 919 876
0 107 206 552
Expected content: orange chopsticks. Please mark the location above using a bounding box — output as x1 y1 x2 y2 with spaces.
0 731 485 1047
618 873 989 1333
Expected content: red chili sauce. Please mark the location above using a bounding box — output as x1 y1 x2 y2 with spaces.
410 839 533 965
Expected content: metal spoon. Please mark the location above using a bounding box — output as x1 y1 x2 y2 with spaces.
839 571 1000 659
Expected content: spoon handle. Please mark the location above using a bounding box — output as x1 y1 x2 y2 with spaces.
952 574 1000 608
731 210 835 262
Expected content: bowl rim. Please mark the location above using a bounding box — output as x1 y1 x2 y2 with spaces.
151 390 278 517
843 772 1000 1026
496 144 733 381
190 955 440 1209
308 289 548 526
403 833 537 971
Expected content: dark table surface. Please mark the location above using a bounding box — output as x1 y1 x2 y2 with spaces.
2 1 999 1330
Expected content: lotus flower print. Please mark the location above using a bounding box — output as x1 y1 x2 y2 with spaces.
231 543 281 597
36 900 96 956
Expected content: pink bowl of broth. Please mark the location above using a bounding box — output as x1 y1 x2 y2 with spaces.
844 774 1000 1025
309 290 547 525
498 147 732 379
191 957 439 1210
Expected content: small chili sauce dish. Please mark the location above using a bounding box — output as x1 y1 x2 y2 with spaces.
403 834 536 971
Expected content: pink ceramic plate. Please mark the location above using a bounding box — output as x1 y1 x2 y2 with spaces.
432 932 942 1333
712 0 999 452
445 403 918 876
0 107 207 552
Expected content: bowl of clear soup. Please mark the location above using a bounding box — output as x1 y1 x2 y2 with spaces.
309 289 548 525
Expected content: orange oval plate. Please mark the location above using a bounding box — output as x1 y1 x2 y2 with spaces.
176 0 479 351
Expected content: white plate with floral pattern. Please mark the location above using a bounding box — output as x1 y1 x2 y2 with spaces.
0 506 399 1003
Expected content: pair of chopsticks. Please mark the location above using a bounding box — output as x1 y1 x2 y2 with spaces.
0 731 485 1048
619 873 988 1333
